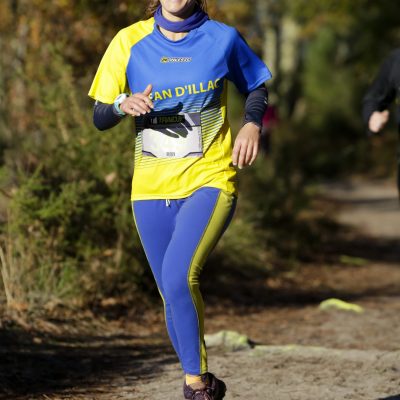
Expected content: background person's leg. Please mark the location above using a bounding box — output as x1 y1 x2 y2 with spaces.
132 199 184 360
161 187 236 375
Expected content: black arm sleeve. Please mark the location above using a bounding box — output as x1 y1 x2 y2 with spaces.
362 51 398 126
93 101 125 131
243 84 268 128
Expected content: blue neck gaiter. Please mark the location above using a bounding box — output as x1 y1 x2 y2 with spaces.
154 5 209 33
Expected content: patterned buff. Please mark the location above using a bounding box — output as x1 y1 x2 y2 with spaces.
154 5 209 33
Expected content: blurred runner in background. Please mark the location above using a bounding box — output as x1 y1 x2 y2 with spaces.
260 103 279 155
362 49 400 197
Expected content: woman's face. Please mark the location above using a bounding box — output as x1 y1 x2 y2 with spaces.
159 0 196 18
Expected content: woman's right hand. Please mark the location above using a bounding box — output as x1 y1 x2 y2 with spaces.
369 110 389 133
120 84 154 116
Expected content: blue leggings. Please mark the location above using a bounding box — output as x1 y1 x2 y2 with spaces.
132 187 236 375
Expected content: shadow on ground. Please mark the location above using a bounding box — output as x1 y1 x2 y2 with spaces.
202 209 400 312
0 323 176 398
327 234 400 264
202 254 399 312
332 195 398 208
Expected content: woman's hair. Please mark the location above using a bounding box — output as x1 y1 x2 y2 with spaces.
146 0 207 18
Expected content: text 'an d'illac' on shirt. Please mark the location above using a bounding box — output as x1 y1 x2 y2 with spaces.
89 17 272 201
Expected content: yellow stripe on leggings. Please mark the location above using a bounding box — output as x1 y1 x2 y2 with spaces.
187 190 235 374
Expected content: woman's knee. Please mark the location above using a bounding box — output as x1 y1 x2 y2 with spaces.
162 263 198 302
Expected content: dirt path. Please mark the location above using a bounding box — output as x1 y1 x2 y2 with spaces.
1 180 400 400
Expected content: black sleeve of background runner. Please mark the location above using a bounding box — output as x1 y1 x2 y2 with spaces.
93 101 125 131
243 84 268 128
362 50 400 135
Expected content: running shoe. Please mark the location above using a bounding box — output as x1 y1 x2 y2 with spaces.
183 372 227 400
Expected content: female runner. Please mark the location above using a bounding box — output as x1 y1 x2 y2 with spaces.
89 0 271 398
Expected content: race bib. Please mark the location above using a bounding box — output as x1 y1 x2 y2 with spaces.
142 112 203 158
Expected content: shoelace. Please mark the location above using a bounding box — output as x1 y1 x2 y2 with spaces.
192 386 213 400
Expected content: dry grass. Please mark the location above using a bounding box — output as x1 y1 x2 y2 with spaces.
0 225 75 313
0 235 30 311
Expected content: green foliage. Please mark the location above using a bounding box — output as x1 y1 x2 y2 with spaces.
222 85 315 269
0 41 150 309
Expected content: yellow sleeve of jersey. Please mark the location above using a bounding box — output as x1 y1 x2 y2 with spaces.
88 31 130 104
88 19 155 104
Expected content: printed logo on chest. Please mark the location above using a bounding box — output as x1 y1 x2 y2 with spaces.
160 56 192 63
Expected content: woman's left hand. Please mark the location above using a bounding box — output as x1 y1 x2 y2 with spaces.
232 122 260 169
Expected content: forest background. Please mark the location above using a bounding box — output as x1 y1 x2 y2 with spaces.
0 0 399 315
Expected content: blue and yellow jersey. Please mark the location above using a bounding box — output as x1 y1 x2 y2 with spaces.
89 17 271 201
